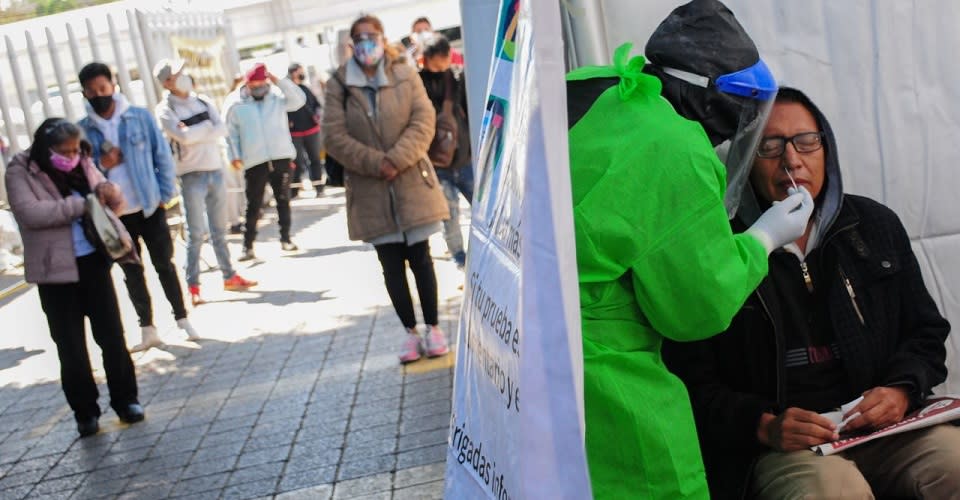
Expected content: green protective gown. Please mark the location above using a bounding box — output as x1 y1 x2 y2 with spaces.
568 44 769 499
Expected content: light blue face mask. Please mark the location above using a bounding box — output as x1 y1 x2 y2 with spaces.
354 39 384 67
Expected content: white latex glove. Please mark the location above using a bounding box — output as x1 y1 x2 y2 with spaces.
745 187 815 254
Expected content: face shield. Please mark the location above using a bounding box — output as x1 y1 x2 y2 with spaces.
663 59 777 217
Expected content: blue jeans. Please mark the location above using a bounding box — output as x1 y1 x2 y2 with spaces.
435 165 474 257
180 170 235 286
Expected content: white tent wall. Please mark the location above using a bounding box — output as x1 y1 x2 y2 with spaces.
570 0 960 394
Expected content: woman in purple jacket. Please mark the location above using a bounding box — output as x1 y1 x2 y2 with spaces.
4 119 144 437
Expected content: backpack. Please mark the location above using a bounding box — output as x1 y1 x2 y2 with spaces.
427 72 458 168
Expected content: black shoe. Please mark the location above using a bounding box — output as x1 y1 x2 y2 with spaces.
229 223 244 235
77 416 99 438
316 185 325 196
117 403 145 424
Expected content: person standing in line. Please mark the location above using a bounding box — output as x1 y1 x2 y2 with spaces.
5 119 144 437
419 35 473 270
407 16 465 70
77 62 199 351
153 59 258 307
287 63 326 198
223 63 306 261
224 73 247 235
324 15 450 363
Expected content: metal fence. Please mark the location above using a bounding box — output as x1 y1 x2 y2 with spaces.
0 8 238 206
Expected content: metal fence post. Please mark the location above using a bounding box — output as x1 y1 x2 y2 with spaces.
0 70 21 155
46 27 75 122
127 9 157 111
66 23 84 74
86 18 102 63
0 153 7 207
106 14 132 103
5 36 36 136
136 11 162 102
25 31 52 119
223 17 241 78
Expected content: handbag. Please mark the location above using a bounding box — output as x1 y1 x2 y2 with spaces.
427 72 459 168
83 194 139 264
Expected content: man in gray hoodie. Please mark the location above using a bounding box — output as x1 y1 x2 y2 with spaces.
154 60 257 307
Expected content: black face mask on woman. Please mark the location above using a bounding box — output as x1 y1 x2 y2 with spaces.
87 95 114 115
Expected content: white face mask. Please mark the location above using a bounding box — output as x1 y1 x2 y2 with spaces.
413 31 435 47
175 73 193 94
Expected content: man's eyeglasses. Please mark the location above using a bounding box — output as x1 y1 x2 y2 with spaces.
352 32 382 44
756 132 824 158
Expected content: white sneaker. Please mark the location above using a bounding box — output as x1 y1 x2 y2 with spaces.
130 325 163 352
177 318 200 341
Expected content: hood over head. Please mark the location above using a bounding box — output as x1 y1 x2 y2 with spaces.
644 0 766 145
736 87 844 242
645 0 759 84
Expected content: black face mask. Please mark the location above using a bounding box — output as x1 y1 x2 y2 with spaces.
696 91 745 146
655 69 742 146
87 95 113 115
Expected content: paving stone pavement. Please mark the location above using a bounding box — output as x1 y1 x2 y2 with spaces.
0 188 464 499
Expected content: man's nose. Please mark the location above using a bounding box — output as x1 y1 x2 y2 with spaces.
781 143 803 170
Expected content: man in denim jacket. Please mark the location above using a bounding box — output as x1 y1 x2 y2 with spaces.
78 62 198 350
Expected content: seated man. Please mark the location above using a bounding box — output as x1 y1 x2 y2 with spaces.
664 87 960 499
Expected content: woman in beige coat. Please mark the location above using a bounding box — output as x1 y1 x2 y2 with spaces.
5 119 143 437
324 15 450 363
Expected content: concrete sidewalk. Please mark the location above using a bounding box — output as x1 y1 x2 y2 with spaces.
0 188 465 500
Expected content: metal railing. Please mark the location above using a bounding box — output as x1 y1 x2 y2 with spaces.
0 8 235 206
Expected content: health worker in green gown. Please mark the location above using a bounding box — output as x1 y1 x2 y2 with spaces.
566 1 815 498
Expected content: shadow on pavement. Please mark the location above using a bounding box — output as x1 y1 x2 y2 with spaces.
0 307 451 500
0 347 44 372
284 244 373 260
210 289 335 306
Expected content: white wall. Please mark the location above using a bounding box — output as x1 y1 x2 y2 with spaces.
591 0 960 394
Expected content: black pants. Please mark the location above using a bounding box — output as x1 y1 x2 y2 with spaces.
292 133 325 194
38 253 139 420
119 207 187 326
374 241 439 329
244 160 292 248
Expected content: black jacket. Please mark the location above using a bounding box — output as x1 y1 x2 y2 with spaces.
287 83 322 134
419 69 471 169
663 89 950 499
665 196 950 498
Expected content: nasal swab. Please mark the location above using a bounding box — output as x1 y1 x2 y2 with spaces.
784 166 799 191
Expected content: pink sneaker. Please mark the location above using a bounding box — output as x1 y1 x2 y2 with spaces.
399 331 423 364
424 325 449 357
